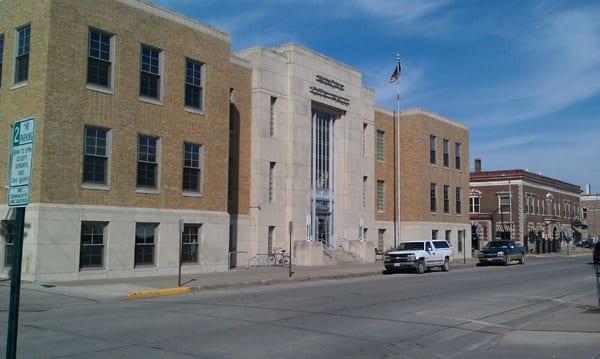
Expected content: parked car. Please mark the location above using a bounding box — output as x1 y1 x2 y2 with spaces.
593 242 600 265
384 240 454 274
478 240 525 266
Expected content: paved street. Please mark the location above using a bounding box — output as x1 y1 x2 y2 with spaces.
1 256 599 358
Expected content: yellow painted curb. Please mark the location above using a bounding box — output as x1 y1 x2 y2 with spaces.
127 287 191 299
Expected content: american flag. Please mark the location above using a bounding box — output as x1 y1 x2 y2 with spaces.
389 63 401 83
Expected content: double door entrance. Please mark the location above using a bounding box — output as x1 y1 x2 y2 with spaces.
316 211 331 247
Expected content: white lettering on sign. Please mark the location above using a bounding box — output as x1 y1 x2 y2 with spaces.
8 117 36 208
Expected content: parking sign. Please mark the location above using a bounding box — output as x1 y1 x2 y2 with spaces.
8 117 35 208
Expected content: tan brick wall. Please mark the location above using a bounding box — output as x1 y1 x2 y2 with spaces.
0 0 53 204
375 109 470 225
1 0 251 214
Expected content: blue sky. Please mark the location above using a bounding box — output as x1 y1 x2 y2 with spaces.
157 0 600 192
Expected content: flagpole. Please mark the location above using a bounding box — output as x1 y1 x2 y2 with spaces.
395 54 401 249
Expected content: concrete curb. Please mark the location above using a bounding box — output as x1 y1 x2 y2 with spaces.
127 286 192 299
527 253 590 258
123 262 477 298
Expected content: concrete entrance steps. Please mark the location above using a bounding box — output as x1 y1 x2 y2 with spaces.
331 248 362 264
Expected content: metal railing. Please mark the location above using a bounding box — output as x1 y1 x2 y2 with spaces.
323 246 335 261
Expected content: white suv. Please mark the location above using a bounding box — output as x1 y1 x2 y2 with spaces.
384 240 454 274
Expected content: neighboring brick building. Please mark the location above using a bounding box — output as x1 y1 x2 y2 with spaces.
0 0 251 281
581 185 600 241
375 108 471 258
470 161 582 253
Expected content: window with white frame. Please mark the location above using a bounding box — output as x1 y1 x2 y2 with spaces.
499 195 510 213
269 97 276 136
470 196 480 213
139 45 161 100
83 126 109 185
79 222 106 269
14 24 30 84
429 135 436 165
87 28 112 89
376 130 385 162
430 183 437 212
183 143 202 193
377 180 385 212
182 224 201 263
137 135 159 188
443 139 449 167
185 59 203 109
135 223 157 266
443 185 450 213
455 142 461 170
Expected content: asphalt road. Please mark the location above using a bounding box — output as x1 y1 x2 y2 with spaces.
1 256 599 358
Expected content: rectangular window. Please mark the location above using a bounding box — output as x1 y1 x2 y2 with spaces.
470 197 480 213
456 187 462 214
0 35 4 87
525 197 529 214
268 226 274 255
182 224 200 263
139 45 161 99
376 180 385 212
363 176 368 208
362 123 368 156
499 195 510 213
443 185 450 213
455 143 461 170
83 126 108 184
445 230 451 243
376 130 385 162
2 220 14 267
443 139 449 167
269 97 276 136
378 229 385 251
429 135 436 165
14 25 30 84
80 222 106 269
87 29 112 88
458 230 464 252
430 183 437 212
137 135 159 188
185 59 203 109
135 223 157 266
183 143 202 192
583 208 588 219
269 162 275 202
432 230 438 240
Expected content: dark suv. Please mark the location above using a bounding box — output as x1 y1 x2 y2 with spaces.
593 242 600 265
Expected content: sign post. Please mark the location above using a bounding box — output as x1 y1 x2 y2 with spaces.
288 221 293 278
178 220 183 287
6 117 35 359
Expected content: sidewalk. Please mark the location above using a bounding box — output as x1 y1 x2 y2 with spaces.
23 258 478 300
527 246 592 258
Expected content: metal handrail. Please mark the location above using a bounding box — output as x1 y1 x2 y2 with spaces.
322 246 335 260
227 250 248 270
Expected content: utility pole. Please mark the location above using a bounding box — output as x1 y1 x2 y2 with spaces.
288 221 293 277
178 220 183 286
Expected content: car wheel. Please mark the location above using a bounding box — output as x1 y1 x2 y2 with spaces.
416 260 426 274
441 257 450 272
519 255 525 265
503 255 510 266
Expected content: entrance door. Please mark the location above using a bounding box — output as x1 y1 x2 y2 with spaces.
316 213 330 247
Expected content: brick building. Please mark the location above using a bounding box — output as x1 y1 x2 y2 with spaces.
1 0 472 280
470 160 582 253
581 185 600 241
375 109 471 257
0 0 251 281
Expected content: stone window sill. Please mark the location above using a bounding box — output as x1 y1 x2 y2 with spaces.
86 84 113 95
139 96 163 106
184 107 205 116
11 82 28 91
82 183 110 191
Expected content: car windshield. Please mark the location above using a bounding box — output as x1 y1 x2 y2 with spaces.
486 241 510 249
396 242 425 251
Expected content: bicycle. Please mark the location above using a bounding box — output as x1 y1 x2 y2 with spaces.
268 247 290 267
